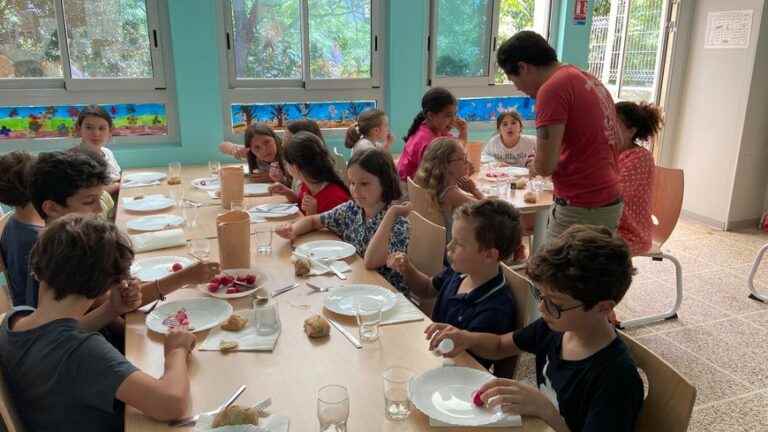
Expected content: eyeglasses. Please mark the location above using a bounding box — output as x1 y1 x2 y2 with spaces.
532 286 583 319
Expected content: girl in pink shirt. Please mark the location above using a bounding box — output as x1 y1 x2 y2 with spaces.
615 101 663 255
396 87 468 180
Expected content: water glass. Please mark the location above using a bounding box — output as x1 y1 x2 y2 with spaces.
230 199 244 212
181 204 198 228
169 184 184 207
189 238 210 260
383 367 414 421
253 296 280 335
168 161 182 185
355 298 383 343
208 160 221 178
317 385 349 432
254 227 273 255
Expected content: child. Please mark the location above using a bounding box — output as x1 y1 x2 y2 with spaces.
0 151 44 306
76 105 121 196
483 110 536 167
426 225 643 432
275 148 409 292
219 123 291 186
344 108 394 156
268 131 351 215
0 215 213 430
414 137 484 239
397 87 468 181
284 119 324 146
382 199 521 371
615 101 662 255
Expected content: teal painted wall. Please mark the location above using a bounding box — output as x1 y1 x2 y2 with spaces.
3 0 594 168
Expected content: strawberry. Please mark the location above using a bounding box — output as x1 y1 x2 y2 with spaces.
220 275 234 286
244 275 256 285
171 262 183 272
472 390 485 407
208 282 219 293
226 286 238 294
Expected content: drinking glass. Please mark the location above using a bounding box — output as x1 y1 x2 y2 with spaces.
208 160 221 178
169 184 184 208
230 199 244 212
167 162 182 185
189 238 210 260
355 297 382 343
317 385 349 432
253 227 273 255
383 367 414 421
181 204 198 228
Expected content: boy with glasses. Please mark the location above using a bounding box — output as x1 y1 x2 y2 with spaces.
426 225 643 432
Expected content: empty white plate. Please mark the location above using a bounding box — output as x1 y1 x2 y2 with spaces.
295 240 356 261
191 177 220 191
409 367 502 427
123 172 166 184
323 284 398 316
123 194 175 212
146 298 233 335
126 214 185 232
131 255 195 281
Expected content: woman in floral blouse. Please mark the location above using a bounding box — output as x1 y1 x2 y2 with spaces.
275 148 410 293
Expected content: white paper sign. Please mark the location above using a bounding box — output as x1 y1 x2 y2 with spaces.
705 10 753 49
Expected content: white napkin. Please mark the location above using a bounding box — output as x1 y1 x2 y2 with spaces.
429 415 522 428
195 414 289 432
200 314 280 352
129 228 186 253
248 203 298 218
244 184 270 196
380 293 424 326
122 180 161 189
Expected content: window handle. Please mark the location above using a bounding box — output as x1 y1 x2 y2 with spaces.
153 30 158 48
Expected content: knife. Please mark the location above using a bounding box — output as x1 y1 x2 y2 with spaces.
326 317 362 349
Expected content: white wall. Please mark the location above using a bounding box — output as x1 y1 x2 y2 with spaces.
668 0 767 229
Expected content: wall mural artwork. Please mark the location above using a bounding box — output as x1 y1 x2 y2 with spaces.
457 96 535 122
0 103 168 140
231 100 377 133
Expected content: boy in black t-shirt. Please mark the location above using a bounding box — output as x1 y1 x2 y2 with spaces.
426 225 643 432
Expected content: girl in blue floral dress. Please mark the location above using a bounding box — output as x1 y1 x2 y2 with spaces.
275 148 410 293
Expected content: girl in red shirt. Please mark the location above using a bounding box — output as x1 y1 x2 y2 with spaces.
269 131 350 215
615 101 663 255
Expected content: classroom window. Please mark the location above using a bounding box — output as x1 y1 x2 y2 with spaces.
224 0 382 90
428 0 552 89
0 0 166 91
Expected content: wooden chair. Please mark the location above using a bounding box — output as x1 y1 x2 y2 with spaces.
406 178 445 228
331 148 347 184
406 211 447 317
620 167 685 329
493 263 533 379
0 212 13 314
619 331 696 432
0 364 24 432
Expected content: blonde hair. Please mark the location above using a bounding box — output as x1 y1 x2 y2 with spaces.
414 137 463 204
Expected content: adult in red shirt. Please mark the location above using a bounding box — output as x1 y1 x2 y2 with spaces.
496 31 624 245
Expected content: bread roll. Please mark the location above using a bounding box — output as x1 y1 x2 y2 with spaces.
304 315 330 338
221 314 248 331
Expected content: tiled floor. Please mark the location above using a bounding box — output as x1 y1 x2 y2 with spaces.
516 218 768 431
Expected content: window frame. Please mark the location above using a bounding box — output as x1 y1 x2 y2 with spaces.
222 0 383 91
427 0 555 91
0 0 167 92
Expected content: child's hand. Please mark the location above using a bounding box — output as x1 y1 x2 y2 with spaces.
383 132 394 150
386 252 412 275
457 176 481 197
164 326 196 357
476 379 558 421
268 183 292 197
109 279 142 316
268 163 285 183
275 223 296 240
301 195 318 215
452 117 468 133
424 323 470 357
181 261 221 285
388 201 412 218
525 153 536 168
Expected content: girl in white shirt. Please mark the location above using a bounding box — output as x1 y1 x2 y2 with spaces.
344 109 394 156
483 110 536 167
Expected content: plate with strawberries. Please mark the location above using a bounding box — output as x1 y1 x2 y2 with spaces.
146 298 233 334
199 268 268 299
130 256 195 281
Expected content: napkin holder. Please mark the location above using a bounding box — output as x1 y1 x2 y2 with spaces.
216 210 250 269
220 165 245 210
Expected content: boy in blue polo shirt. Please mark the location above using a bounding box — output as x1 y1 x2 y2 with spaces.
381 199 521 370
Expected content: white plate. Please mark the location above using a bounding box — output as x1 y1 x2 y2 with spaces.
323 284 398 316
126 214 185 232
248 203 300 219
131 255 195 281
408 367 502 427
146 298 233 335
191 177 220 191
197 268 269 299
244 183 270 196
123 195 175 212
294 240 356 261
123 171 166 184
